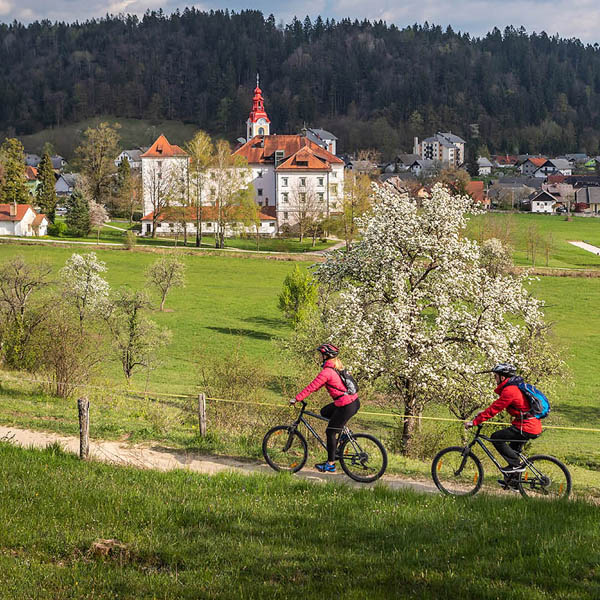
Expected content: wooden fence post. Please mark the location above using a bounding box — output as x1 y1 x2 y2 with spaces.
78 397 90 460
198 393 207 437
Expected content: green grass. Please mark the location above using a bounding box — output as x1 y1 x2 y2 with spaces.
1 442 599 599
1 242 600 492
467 212 600 269
18 116 200 160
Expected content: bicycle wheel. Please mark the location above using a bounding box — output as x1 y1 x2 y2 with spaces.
431 446 484 496
262 426 308 473
338 433 387 483
517 455 571 499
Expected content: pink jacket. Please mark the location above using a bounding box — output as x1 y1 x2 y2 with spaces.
295 359 358 407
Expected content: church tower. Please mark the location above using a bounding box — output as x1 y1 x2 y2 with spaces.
246 74 271 140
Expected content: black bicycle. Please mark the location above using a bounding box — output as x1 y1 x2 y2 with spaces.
431 425 571 499
262 400 388 483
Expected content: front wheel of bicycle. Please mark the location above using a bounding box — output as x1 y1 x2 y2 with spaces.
338 433 388 483
431 447 484 496
262 426 308 473
518 455 571 499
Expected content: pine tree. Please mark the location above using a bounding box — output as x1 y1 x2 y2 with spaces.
0 138 29 205
65 189 91 237
36 152 58 222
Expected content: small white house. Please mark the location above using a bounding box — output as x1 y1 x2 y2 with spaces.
477 157 493 176
529 190 557 214
0 203 48 236
115 149 144 170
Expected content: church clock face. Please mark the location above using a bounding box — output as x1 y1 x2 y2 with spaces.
258 118 267 125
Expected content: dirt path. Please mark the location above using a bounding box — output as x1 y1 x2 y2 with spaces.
0 425 438 494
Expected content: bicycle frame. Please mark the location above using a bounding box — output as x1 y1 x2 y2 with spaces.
463 425 538 475
289 401 350 452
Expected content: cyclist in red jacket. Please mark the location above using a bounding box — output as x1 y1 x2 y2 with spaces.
465 363 541 479
290 343 360 473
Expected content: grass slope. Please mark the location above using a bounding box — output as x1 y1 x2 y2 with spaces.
1 443 599 600
18 116 199 160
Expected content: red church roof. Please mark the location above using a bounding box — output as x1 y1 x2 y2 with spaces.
248 80 270 125
141 134 188 158
234 135 343 167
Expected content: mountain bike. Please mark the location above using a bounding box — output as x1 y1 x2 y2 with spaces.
431 424 571 498
262 400 388 483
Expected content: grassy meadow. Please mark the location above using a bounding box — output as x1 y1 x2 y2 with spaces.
1 223 600 491
467 212 600 269
1 442 598 600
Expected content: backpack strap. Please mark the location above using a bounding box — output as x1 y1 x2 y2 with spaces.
324 366 347 394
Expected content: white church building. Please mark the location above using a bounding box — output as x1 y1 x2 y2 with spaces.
140 79 343 236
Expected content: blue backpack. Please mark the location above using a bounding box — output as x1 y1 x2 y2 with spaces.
511 379 551 419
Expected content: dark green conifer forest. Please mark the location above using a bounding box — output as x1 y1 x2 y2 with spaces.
1 9 600 157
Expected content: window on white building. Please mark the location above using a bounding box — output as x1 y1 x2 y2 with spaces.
207 222 212 228
330 184 338 194
284 212 288 220
331 171 337 179
257 171 263 178
318 177 324 186
282 192 288 203
331 201 337 209
269 222 275 228
300 193 306 203
318 192 324 202
299 177 306 187
257 189 263 196
282 177 288 187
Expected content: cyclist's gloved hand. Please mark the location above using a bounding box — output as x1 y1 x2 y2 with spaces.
289 398 297 406
464 420 474 430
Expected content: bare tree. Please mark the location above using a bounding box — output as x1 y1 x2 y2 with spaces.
211 140 253 249
144 166 172 238
186 130 214 247
104 289 170 381
0 256 52 368
341 171 371 250
290 180 323 243
145 256 186 311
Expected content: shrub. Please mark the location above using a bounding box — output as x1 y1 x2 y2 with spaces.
123 230 137 250
47 222 67 237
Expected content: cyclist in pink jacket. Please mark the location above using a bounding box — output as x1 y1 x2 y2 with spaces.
291 343 360 473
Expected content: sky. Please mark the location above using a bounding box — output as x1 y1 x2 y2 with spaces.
1 0 600 44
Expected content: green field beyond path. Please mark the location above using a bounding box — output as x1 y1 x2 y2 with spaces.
467 213 600 269
0 443 598 600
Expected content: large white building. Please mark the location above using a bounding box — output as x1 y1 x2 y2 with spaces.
413 132 465 167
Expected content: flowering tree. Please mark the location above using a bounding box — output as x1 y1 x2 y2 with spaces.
305 183 562 454
145 256 186 311
89 201 109 243
60 252 110 326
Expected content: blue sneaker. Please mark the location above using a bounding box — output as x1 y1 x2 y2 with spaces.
315 462 336 473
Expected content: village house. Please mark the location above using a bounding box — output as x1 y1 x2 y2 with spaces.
55 173 79 197
477 157 493 176
492 155 519 169
519 157 547 176
0 203 48 236
115 148 146 170
575 187 600 214
528 190 558 213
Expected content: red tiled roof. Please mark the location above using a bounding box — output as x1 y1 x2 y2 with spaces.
0 203 31 221
32 214 47 226
25 166 38 180
547 175 567 184
466 181 486 203
233 135 343 166
276 146 332 171
493 155 518 165
141 206 276 222
141 134 188 158
527 157 547 167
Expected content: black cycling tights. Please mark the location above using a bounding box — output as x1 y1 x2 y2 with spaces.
320 399 360 462
491 426 539 467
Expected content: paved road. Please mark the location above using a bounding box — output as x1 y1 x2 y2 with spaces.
0 425 438 494
569 240 600 255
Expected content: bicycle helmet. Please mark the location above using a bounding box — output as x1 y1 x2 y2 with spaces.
491 363 517 378
316 343 339 359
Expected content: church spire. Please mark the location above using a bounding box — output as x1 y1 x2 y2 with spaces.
247 74 270 139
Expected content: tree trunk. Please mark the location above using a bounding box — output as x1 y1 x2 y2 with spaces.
160 294 166 311
401 402 418 455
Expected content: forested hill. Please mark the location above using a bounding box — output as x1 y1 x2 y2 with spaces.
2 9 600 158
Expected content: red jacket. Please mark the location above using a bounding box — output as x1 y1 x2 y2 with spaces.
295 360 359 407
473 378 542 435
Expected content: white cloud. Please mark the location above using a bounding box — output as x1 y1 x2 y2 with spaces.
0 0 13 17
2 0 600 43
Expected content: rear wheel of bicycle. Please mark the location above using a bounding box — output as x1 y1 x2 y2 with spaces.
431 447 484 496
338 433 387 483
262 426 308 473
517 455 571 499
